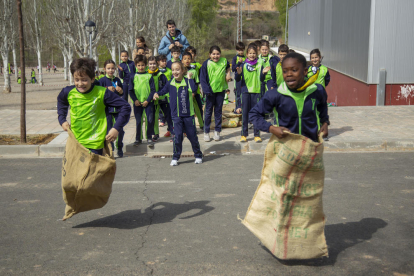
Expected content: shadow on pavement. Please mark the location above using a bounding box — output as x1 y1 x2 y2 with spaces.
262 218 387 266
328 126 354 138
73 200 215 229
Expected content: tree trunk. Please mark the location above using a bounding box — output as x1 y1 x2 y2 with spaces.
2 55 11 93
37 49 43 85
68 48 74 85
17 0 26 143
12 41 18 79
63 52 68 80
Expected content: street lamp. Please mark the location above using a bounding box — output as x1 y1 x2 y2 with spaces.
84 20 96 58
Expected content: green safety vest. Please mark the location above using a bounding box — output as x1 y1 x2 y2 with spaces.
276 82 320 133
243 62 262 94
259 54 273 83
68 85 107 150
224 93 229 104
31 71 35 77
276 62 284 86
160 67 172 81
132 73 152 103
171 78 195 117
17 78 21 84
187 67 201 94
307 65 328 88
207 57 228 92
152 72 160 105
191 62 202 76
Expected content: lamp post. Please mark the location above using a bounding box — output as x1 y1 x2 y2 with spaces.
84 20 96 58
285 0 288 43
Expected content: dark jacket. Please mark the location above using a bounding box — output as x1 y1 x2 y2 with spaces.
118 60 136 83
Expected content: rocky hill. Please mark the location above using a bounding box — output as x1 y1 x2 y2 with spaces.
219 0 277 12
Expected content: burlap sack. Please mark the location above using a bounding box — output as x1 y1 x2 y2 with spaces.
61 129 116 221
242 133 328 260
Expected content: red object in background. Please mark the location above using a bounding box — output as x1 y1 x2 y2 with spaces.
325 68 414 106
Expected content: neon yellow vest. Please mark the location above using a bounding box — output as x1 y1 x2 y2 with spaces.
243 62 262 93
68 86 107 150
259 54 272 83
307 65 328 88
276 62 283 86
132 73 152 103
207 57 228 92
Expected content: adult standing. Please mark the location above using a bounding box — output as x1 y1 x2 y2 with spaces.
132 36 152 60
158 20 190 61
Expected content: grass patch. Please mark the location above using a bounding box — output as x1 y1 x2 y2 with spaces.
0 134 58 145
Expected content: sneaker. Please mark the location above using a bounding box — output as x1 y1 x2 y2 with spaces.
152 134 159 142
170 160 178 166
117 149 124 158
204 133 211 142
254 137 262 143
195 158 203 164
164 131 171 137
214 131 220 141
240 136 247 142
147 139 154 147
133 140 142 146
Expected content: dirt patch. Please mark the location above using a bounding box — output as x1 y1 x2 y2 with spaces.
0 134 58 145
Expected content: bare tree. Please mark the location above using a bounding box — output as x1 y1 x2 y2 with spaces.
0 0 13 93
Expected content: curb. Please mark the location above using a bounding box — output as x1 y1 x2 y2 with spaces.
1 139 414 158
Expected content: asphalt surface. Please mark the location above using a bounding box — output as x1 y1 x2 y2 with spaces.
0 152 413 275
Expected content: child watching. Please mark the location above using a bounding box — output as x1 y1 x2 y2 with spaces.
128 55 156 147
57 58 131 155
236 44 270 143
182 52 204 131
259 41 279 93
308 48 330 88
185 46 202 76
250 52 329 142
153 61 203 166
232 42 246 114
99 59 125 157
148 56 168 142
31 69 37 83
157 54 174 139
271 44 289 89
200 46 231 142
118 50 136 102
166 46 181 69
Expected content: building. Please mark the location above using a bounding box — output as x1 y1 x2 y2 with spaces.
288 0 414 106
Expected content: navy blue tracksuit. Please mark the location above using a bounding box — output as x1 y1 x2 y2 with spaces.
232 55 245 110
118 60 136 102
99 76 126 150
157 77 202 160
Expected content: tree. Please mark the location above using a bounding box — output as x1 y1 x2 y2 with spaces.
275 0 297 43
0 0 14 93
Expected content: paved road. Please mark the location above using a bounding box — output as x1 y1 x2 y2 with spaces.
0 152 413 275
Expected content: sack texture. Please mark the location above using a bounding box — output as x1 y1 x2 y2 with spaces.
242 133 328 260
61 129 116 221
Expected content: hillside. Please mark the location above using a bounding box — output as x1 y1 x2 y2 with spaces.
219 0 277 12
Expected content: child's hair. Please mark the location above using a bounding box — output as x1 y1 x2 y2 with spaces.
235 42 245 51
148 56 157 64
289 49 296 53
185 46 197 55
209 46 221 54
310 48 321 57
278 44 289 53
182 52 192 60
136 36 148 48
136 47 145 52
282 52 307 69
100 71 104 75
158 54 167 62
171 61 187 75
134 55 147 65
121 50 129 56
247 44 258 54
260 41 270 49
70 58 96 79
260 39 268 44
103 59 116 68
171 46 181 53
254 40 262 48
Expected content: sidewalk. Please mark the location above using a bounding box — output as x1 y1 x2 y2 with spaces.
0 105 413 157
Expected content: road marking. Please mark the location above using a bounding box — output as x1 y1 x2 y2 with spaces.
113 180 176 184
249 179 260 182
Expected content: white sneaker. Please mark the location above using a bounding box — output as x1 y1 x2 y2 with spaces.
214 131 220 141
195 158 203 164
204 133 211 142
170 160 178 166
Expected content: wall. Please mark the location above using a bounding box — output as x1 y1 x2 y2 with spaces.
368 0 414 84
288 0 371 83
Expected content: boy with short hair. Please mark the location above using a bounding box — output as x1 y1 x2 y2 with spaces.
250 52 329 142
270 44 289 89
57 58 131 155
232 42 246 113
185 46 202 75
166 46 181 69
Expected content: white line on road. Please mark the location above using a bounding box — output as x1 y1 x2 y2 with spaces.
113 180 176 184
249 178 333 182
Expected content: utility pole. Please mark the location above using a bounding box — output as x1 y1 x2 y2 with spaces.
16 0 26 143
237 0 243 42
285 0 288 43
